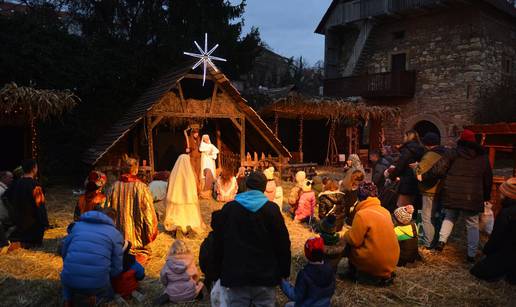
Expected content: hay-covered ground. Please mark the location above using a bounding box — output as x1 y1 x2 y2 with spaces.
1 170 515 306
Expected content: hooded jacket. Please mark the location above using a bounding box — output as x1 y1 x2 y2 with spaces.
160 253 200 302
318 191 345 231
344 197 399 278
212 190 291 287
61 211 124 290
295 191 316 222
423 140 493 212
280 262 336 307
389 140 425 195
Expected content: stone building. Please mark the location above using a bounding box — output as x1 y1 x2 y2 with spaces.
316 0 516 145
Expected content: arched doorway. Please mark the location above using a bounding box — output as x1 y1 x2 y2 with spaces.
413 120 441 140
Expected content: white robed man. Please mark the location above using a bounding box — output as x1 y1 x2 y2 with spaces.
199 134 219 180
164 154 204 238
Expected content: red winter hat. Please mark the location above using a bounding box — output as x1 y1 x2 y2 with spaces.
304 237 324 262
460 129 476 143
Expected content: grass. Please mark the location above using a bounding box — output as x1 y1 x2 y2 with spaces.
1 169 515 306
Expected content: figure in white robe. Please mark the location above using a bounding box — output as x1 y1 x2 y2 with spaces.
199 135 219 180
164 154 204 233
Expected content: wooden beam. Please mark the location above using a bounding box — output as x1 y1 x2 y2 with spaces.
274 112 279 136
229 117 242 131
150 116 164 129
146 116 155 176
240 117 246 163
488 147 496 169
184 74 214 81
299 117 304 163
150 112 242 119
177 81 187 112
209 83 219 113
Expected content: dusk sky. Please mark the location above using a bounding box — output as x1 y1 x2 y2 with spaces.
229 0 333 65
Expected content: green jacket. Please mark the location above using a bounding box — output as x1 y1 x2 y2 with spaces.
415 147 446 196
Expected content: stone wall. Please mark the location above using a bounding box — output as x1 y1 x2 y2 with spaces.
357 5 516 146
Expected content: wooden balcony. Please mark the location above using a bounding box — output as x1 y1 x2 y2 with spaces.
323 70 416 98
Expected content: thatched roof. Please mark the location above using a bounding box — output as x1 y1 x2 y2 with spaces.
260 94 400 121
0 82 78 121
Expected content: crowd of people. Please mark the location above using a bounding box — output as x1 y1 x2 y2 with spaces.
0 127 515 307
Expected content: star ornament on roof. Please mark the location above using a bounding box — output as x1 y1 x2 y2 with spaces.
184 33 227 86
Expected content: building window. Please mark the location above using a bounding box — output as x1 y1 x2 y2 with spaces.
502 56 513 76
392 31 405 40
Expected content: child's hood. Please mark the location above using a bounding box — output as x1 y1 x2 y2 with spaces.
166 255 191 274
303 262 335 289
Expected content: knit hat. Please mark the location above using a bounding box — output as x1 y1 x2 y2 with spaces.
500 177 516 200
295 171 306 185
263 167 275 180
357 181 378 201
13 166 23 179
304 237 324 262
320 215 336 234
460 129 476 143
422 132 440 146
301 180 313 192
394 205 414 225
245 171 267 192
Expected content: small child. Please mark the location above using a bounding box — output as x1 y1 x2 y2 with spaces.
294 180 316 223
263 167 277 202
74 171 107 221
111 241 145 299
281 237 336 307
393 205 420 266
215 168 237 203
156 240 204 305
287 171 306 216
274 174 284 208
319 215 345 273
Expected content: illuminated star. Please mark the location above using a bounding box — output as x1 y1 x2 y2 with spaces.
184 33 227 86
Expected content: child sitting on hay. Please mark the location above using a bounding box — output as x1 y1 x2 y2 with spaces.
111 241 145 301
281 237 336 307
155 240 204 305
294 180 316 224
319 215 346 273
393 205 421 266
287 171 307 215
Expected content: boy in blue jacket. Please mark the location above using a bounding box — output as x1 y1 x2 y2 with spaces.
61 208 124 305
281 237 336 307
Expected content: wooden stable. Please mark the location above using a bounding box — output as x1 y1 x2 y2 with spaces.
83 63 290 177
467 122 516 215
261 93 399 165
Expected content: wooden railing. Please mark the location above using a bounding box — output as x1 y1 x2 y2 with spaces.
323 70 416 98
325 0 442 27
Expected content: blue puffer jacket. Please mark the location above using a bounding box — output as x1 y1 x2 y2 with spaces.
61 211 124 290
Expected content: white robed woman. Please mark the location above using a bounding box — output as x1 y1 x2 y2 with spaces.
164 154 204 237
199 134 219 179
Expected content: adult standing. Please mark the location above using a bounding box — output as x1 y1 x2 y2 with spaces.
107 155 158 264
184 124 202 191
414 132 446 249
421 129 493 262
7 160 49 248
212 171 291 306
199 134 219 180
164 154 204 237
386 130 425 207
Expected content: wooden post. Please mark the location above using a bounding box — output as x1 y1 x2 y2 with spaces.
147 116 155 176
240 117 246 163
216 122 222 169
299 117 304 163
274 112 279 137
488 147 496 169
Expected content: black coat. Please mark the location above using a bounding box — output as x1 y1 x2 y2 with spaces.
470 198 516 282
389 140 425 195
318 191 345 231
6 178 48 244
212 200 291 287
423 140 493 212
